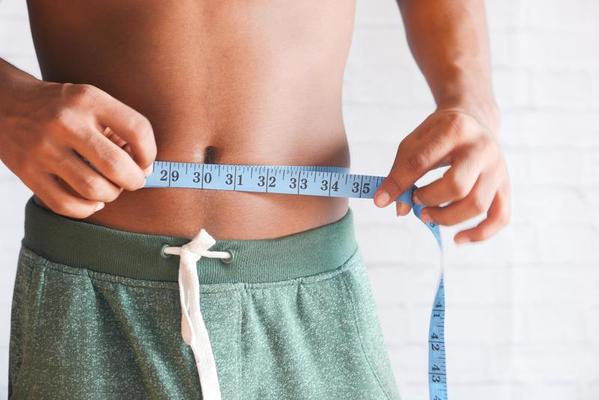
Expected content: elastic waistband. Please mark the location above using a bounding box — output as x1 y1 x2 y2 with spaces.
22 196 358 284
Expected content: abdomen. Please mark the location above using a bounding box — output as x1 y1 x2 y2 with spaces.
26 0 356 239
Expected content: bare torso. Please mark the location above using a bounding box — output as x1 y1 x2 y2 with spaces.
26 0 356 239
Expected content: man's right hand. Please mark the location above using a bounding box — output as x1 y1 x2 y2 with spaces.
0 81 156 219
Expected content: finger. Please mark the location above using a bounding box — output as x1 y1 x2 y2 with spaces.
104 126 154 176
454 184 511 244
52 149 123 202
102 126 128 148
92 91 157 169
396 201 411 216
412 147 481 207
120 140 153 176
32 173 105 219
421 170 496 226
374 123 455 208
69 126 147 191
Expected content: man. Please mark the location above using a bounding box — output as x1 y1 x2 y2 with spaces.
0 0 510 399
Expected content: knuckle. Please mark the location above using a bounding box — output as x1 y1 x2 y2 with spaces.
96 151 142 190
469 195 487 213
49 106 71 126
446 174 469 198
443 112 467 137
46 108 77 142
497 209 511 226
46 197 70 216
127 114 152 139
81 175 104 196
29 133 55 156
477 133 495 153
72 83 95 100
57 201 92 219
14 155 31 175
405 152 428 172
130 115 157 158
136 115 153 135
124 174 145 191
105 188 122 202
470 230 487 242
63 83 98 107
98 148 123 172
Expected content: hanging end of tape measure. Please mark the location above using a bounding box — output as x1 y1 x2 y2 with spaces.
398 185 443 250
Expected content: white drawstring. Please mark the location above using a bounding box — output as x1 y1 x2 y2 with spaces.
163 229 230 400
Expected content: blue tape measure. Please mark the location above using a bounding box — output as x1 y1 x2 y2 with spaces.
145 160 447 400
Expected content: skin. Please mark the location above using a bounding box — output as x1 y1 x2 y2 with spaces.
377 0 511 244
0 0 509 243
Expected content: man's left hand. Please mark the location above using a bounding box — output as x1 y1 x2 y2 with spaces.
373 108 511 245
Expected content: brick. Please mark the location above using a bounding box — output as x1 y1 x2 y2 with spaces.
511 383 581 400
513 31 598 71
444 269 512 306
343 62 434 107
513 267 599 306
582 381 599 400
0 16 36 59
387 343 428 383
450 383 513 400
486 0 528 31
513 304 586 344
592 71 599 110
500 110 599 148
445 343 512 382
530 70 593 111
511 343 591 381
535 224 599 265
354 0 401 27
343 103 431 145
445 222 536 266
494 68 531 110
523 0 597 33
489 30 521 68
346 26 412 68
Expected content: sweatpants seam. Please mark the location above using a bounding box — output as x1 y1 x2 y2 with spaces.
11 253 37 399
20 264 48 398
340 271 392 400
237 290 244 400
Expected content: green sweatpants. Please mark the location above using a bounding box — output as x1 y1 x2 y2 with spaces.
9 197 400 399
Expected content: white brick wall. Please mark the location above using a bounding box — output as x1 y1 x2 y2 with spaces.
0 0 597 399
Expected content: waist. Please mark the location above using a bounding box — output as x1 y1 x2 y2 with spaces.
81 123 351 238
79 188 349 239
22 196 358 284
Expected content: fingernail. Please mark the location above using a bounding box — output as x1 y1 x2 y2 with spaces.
143 164 153 177
421 211 433 224
94 202 105 212
413 193 423 205
396 202 408 216
455 236 470 244
374 190 391 207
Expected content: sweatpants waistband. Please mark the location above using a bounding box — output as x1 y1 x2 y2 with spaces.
22 196 358 284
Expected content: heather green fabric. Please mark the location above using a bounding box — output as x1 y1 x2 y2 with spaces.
9 197 400 400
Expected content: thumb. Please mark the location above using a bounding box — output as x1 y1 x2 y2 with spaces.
374 149 434 208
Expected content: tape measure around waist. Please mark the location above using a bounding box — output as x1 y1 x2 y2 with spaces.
145 160 447 400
